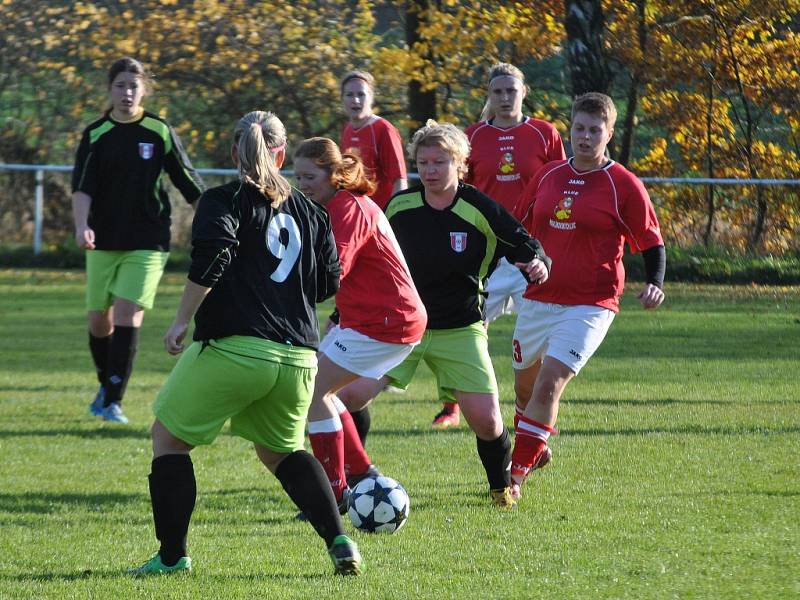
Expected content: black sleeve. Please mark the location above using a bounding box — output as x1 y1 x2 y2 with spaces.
642 244 666 288
71 128 94 195
315 210 342 302
329 307 340 324
164 124 205 204
187 190 239 287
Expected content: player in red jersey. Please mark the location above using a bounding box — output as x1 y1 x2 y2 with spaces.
340 70 407 210
294 137 427 509
431 62 566 430
509 93 666 499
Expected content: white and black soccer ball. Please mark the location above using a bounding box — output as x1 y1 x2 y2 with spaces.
347 475 409 533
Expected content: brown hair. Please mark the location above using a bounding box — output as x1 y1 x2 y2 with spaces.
406 120 470 179
294 137 376 196
340 70 375 96
571 92 618 128
233 111 291 207
107 57 152 92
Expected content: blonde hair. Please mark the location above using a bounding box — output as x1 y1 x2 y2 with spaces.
294 137 376 196
407 120 470 179
340 70 375 96
233 111 291 208
571 92 618 128
479 62 527 122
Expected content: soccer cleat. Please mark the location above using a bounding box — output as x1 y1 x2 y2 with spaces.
328 534 363 576
346 464 382 489
102 402 129 424
89 386 106 417
129 553 192 577
489 487 517 509
510 446 553 500
431 408 460 430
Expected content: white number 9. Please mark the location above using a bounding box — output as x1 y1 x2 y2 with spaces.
267 213 302 282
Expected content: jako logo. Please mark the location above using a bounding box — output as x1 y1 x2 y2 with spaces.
569 349 583 360
568 179 585 185
334 341 347 352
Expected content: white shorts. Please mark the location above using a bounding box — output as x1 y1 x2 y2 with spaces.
319 326 417 380
511 299 615 374
484 258 528 323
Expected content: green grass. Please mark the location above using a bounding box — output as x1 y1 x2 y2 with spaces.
0 269 798 599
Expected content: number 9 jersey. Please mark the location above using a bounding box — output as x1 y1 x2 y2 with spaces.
187 181 341 349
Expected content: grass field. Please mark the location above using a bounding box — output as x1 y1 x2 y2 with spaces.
0 269 798 599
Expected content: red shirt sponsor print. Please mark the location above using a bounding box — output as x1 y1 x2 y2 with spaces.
326 189 426 344
515 159 663 312
464 117 565 214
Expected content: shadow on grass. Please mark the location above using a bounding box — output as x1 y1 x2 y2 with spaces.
565 424 800 437
0 491 140 514
1 569 329 583
0 427 149 439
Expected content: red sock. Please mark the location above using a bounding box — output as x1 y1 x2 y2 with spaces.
338 407 372 476
443 401 459 415
511 415 555 485
308 419 347 501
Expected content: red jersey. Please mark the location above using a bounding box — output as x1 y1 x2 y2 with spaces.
341 117 407 210
515 159 663 312
464 117 565 214
327 190 426 343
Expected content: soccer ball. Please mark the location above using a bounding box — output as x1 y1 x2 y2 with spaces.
347 475 409 533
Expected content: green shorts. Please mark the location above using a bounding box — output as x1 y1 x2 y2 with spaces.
85 249 169 311
154 336 317 453
386 322 498 397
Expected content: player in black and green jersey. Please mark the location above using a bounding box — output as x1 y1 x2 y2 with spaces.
336 121 551 509
129 111 362 577
71 57 204 424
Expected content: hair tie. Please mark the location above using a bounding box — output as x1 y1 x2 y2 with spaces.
269 143 286 154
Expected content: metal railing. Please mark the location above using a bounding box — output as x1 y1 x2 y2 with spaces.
2 162 799 254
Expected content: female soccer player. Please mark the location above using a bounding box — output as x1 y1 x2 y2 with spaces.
339 121 551 509
72 57 204 424
130 112 362 576
431 62 566 430
294 137 426 510
509 93 666 499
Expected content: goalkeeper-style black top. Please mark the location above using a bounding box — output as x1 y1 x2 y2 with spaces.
188 181 341 350
385 182 550 329
72 110 204 251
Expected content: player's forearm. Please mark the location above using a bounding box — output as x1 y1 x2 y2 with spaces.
173 279 212 325
72 191 92 230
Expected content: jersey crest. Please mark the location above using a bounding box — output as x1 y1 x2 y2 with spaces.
450 231 468 252
139 143 154 160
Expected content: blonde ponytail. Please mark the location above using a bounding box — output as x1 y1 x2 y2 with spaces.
234 111 291 208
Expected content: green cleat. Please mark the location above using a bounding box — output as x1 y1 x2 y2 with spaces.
328 534 363 576
129 553 192 577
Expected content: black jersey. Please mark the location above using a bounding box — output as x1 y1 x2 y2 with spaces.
72 110 204 251
385 182 549 329
188 181 340 350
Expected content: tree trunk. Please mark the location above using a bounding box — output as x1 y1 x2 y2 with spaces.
703 72 716 247
406 0 437 131
617 0 647 167
564 0 613 97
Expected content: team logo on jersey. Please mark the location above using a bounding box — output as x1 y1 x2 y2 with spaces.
550 197 577 230
139 143 154 160
496 151 520 182
450 232 468 252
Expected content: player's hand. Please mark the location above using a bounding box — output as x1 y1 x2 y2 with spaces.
638 283 665 309
164 320 189 355
325 318 336 334
515 258 549 285
75 226 96 250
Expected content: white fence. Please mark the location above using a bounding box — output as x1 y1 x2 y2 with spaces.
2 163 799 254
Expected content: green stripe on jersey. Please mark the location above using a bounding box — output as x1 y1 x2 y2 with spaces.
451 199 497 290
385 190 424 220
89 120 115 144
140 117 172 153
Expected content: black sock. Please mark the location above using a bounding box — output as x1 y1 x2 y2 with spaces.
149 454 196 566
104 325 139 406
349 408 371 446
275 450 345 547
476 428 512 490
88 333 111 386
